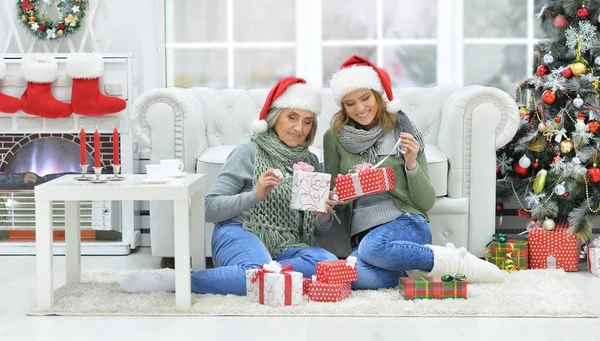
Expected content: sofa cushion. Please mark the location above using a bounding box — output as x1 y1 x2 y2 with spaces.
196 144 447 196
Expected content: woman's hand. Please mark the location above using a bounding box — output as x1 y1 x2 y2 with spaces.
254 169 283 201
399 132 420 171
313 191 337 223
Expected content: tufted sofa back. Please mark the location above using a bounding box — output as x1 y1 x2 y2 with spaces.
188 85 458 150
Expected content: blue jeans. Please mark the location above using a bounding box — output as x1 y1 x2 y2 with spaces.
350 213 434 290
190 220 338 295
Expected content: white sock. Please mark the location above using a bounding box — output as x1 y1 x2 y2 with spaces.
426 243 505 283
120 273 176 293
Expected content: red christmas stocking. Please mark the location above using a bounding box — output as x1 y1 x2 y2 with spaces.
66 54 126 116
0 59 21 114
20 54 72 118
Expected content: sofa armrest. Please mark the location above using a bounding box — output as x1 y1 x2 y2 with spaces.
438 85 519 254
132 88 208 172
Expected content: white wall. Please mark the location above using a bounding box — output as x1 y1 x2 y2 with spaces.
0 0 165 93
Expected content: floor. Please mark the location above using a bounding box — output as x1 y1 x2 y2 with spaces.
0 247 598 341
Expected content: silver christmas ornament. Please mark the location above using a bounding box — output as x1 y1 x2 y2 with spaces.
572 156 581 165
518 155 531 168
573 95 584 108
544 53 554 64
595 56 600 65
543 217 556 231
555 182 566 196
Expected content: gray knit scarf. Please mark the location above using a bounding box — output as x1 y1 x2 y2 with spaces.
244 129 320 256
339 110 425 164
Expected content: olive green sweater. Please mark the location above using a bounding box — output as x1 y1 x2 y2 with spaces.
323 128 436 235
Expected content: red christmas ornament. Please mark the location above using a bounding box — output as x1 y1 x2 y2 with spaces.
554 14 568 28
563 192 569 197
578 7 589 18
496 166 500 173
533 161 540 169
513 163 529 177
496 203 504 215
39 24 45 31
562 68 573 78
588 164 600 183
542 90 557 105
537 65 548 77
554 116 562 123
588 120 600 133
58 23 65 30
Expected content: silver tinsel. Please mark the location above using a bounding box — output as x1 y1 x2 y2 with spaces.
544 70 566 91
497 153 514 174
550 161 588 178
527 76 544 89
566 21 598 53
525 192 546 207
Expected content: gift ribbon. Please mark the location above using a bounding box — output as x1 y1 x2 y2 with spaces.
292 161 314 172
350 173 363 196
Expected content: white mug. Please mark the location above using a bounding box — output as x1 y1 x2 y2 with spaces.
146 164 167 179
160 159 184 176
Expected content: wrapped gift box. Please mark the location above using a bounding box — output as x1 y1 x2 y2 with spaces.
588 239 600 277
399 276 467 300
290 170 331 212
245 262 303 307
528 226 580 272
302 277 312 295
484 234 529 270
316 257 357 284
307 282 352 303
334 167 395 201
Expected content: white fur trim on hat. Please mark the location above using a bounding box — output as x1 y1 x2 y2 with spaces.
330 65 384 105
271 83 321 115
386 99 403 113
21 54 58 83
66 53 104 79
0 59 6 79
252 118 268 133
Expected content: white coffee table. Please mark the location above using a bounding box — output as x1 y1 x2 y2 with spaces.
34 173 205 309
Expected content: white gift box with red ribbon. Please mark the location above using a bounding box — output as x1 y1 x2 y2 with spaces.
334 163 396 201
290 162 331 212
245 261 303 307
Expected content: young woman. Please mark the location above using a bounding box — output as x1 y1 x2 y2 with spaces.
324 56 504 289
121 77 338 295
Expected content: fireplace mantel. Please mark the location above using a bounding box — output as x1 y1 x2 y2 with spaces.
0 54 139 255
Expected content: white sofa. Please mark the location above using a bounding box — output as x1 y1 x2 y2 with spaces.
132 85 519 258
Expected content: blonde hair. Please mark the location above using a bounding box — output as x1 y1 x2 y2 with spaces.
330 90 397 133
265 107 318 147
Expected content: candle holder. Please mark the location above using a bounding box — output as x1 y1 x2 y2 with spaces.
75 164 91 181
109 164 125 181
91 166 107 184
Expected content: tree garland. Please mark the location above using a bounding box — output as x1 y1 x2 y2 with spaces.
17 0 87 41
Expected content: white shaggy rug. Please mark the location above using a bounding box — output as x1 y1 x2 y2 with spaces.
30 268 597 317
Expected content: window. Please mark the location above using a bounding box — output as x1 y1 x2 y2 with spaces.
164 0 546 93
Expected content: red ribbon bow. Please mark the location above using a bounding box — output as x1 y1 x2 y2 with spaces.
21 0 35 11
251 264 294 306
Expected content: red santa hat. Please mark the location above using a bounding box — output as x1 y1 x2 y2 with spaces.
329 55 402 113
252 77 321 133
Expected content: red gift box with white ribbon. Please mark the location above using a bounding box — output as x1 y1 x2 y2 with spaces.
334 164 396 201
528 222 580 272
307 282 352 303
316 257 357 284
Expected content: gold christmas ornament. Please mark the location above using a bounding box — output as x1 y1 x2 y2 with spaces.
57 30 64 37
533 169 547 194
560 138 573 153
570 61 587 76
519 107 530 117
543 217 556 231
538 122 547 133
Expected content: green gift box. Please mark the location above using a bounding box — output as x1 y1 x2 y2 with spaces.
485 234 529 270
398 276 467 300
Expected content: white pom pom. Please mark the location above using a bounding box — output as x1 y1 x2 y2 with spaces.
386 99 403 113
252 119 268 133
457 247 468 257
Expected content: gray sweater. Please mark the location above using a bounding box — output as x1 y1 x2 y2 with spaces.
205 140 332 236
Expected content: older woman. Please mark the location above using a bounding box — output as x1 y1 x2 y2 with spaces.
324 56 504 289
121 77 338 295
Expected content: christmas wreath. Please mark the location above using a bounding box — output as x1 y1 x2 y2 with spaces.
17 0 88 41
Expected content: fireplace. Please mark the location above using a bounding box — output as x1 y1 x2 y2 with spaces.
0 132 120 238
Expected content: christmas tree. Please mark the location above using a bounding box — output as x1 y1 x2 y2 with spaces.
496 0 600 242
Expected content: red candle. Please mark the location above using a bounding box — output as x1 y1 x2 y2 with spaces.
113 127 120 165
94 128 101 168
79 127 86 165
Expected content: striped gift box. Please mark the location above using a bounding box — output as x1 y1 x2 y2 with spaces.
485 234 529 270
398 276 467 300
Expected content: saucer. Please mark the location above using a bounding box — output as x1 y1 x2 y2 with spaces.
168 172 186 178
141 178 171 184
